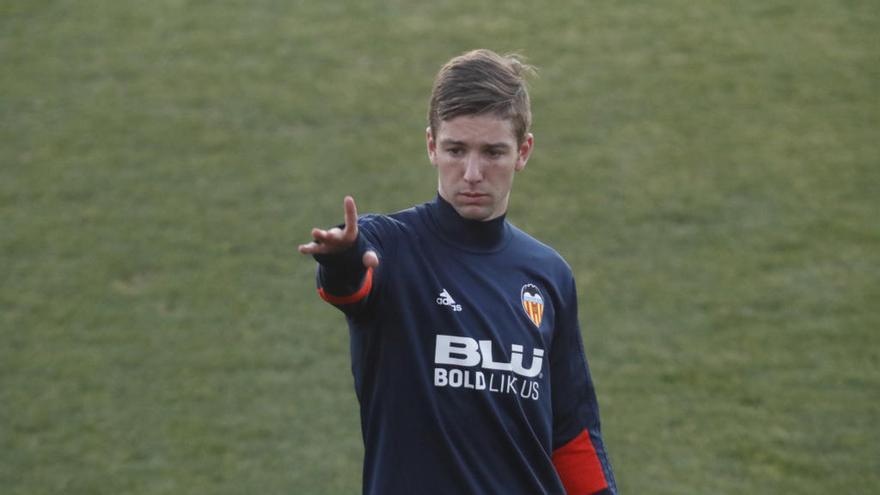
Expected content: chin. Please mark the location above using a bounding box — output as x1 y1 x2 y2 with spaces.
454 204 494 221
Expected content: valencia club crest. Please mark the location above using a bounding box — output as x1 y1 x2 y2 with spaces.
520 284 544 328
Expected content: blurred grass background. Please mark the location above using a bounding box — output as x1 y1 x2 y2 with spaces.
2 0 878 493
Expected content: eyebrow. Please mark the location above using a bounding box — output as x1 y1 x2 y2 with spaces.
439 139 511 150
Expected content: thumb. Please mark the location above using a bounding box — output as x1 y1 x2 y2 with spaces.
362 250 380 268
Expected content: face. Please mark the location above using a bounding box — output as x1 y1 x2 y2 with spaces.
427 114 534 221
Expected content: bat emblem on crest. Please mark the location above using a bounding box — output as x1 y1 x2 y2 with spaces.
520 284 544 328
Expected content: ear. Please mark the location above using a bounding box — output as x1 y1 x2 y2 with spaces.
514 133 534 172
426 126 438 167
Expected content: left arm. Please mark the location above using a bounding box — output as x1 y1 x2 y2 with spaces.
550 274 617 495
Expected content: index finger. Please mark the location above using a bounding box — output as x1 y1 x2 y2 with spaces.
342 195 359 241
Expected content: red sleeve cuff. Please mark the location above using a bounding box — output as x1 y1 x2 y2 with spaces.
552 429 609 495
317 266 374 305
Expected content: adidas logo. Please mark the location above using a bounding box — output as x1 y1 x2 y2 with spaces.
436 289 462 312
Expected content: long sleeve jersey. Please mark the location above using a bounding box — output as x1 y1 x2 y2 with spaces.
313 195 616 495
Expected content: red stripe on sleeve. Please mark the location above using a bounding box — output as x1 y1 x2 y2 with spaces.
317 267 374 305
552 429 608 495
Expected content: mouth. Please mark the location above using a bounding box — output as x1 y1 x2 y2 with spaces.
458 192 489 204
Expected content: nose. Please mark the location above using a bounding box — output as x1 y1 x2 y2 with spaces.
463 154 483 183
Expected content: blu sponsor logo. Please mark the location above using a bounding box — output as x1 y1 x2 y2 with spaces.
433 334 543 400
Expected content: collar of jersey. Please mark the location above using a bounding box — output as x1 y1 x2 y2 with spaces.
424 193 512 253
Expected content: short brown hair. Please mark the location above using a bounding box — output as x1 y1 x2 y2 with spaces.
428 49 535 145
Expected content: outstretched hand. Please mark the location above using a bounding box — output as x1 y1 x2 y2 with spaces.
298 196 380 268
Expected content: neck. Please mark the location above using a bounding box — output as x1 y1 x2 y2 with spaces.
427 193 509 252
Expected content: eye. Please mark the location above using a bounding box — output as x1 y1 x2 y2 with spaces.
446 147 464 157
486 148 505 158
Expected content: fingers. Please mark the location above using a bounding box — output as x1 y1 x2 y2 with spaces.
299 195 362 256
298 236 331 254
298 227 339 254
297 241 320 254
362 250 380 268
309 227 333 243
342 196 358 242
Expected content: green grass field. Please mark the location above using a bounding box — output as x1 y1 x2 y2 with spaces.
2 1 878 493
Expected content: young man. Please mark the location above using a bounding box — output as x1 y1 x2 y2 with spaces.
299 49 617 495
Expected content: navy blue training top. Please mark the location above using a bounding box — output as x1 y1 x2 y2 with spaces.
313 195 616 495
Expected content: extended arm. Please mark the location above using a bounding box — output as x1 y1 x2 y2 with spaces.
298 196 380 311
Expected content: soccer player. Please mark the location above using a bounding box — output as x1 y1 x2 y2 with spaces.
299 49 617 495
